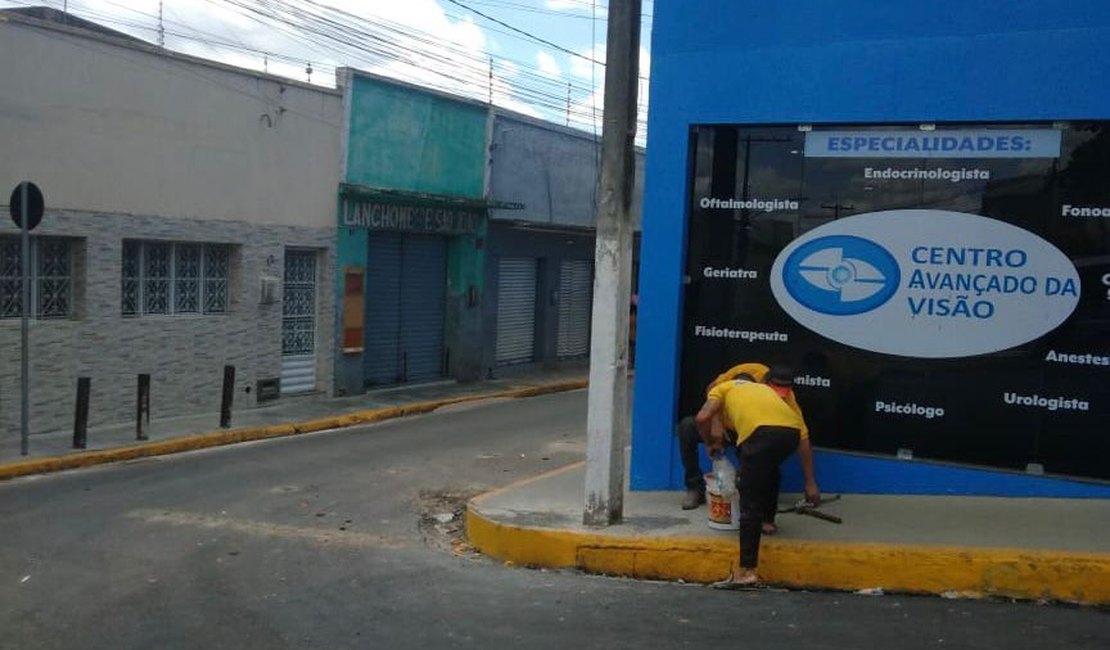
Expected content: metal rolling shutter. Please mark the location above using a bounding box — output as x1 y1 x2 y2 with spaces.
400 234 447 382
363 233 403 386
556 259 593 359
495 258 537 365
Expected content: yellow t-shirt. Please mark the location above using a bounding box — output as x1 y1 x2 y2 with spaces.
710 362 769 389
707 379 808 444
709 362 809 439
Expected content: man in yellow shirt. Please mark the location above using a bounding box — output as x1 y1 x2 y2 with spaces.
696 374 820 588
676 363 807 520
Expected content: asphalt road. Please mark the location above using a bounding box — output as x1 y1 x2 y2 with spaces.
0 389 1105 649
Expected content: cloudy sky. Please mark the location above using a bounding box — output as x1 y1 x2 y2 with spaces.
0 0 652 137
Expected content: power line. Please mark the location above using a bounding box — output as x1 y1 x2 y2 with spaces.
211 0 647 127
465 0 653 23
1 0 648 135
443 0 602 66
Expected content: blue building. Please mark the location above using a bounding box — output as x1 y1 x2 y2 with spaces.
631 1 1110 497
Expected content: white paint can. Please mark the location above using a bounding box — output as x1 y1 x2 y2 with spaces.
705 472 740 530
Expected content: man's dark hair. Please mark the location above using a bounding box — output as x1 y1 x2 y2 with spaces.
767 364 795 386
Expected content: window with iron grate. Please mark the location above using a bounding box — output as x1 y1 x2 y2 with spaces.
0 236 73 320
122 241 230 316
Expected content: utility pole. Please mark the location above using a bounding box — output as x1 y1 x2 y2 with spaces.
158 1 165 48
583 0 641 527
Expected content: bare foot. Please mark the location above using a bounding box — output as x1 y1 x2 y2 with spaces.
762 522 778 535
711 570 761 590
730 568 759 584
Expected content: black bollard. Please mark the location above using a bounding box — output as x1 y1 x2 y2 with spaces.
136 374 150 441
73 377 90 449
219 365 235 428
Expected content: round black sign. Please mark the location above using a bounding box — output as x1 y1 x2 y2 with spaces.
9 182 44 231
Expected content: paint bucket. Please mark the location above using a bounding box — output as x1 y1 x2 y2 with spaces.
705 473 740 530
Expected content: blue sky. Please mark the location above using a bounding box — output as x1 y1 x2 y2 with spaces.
0 0 652 136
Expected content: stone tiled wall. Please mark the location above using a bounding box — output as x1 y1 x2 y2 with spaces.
0 209 334 437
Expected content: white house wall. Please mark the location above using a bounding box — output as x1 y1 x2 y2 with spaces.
0 16 342 228
0 14 340 437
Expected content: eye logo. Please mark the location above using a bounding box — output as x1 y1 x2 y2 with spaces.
782 235 900 315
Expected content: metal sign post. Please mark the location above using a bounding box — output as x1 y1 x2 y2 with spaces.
9 182 44 456
20 183 29 456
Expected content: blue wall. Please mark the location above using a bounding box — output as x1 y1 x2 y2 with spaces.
631 1 1110 496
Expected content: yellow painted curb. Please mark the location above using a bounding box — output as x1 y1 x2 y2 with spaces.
0 379 587 482
467 501 1110 605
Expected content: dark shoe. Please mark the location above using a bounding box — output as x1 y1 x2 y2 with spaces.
681 488 706 510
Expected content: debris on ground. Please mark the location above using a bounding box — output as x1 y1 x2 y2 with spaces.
415 488 483 557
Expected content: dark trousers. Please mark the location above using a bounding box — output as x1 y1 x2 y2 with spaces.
676 416 707 491
738 425 801 569
676 416 782 526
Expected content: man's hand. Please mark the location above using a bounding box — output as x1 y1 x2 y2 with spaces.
804 480 821 505
695 398 723 448
706 430 725 456
797 438 819 504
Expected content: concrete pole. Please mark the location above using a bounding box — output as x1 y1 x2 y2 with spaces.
584 0 641 527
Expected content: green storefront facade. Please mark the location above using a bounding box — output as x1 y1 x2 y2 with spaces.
334 69 499 395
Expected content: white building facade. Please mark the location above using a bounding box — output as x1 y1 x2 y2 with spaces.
0 11 342 437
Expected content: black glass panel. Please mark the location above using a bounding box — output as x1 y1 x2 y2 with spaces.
681 123 1110 481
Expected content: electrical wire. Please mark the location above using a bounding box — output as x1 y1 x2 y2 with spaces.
0 0 649 135
210 0 646 128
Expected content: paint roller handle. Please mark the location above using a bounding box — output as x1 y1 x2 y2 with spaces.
798 507 842 524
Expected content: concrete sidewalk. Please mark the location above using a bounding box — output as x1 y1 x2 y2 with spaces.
0 367 588 480
467 462 1110 606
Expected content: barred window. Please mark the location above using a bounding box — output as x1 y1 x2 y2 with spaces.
122 241 230 316
0 236 73 320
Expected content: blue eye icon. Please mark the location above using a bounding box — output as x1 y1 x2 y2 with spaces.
782 235 900 315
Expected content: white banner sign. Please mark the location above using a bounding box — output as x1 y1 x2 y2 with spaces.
769 210 1080 358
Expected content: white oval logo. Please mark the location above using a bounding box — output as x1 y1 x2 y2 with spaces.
769 210 1081 358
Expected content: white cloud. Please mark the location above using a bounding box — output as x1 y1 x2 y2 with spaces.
544 0 599 13
536 51 561 77
568 43 604 80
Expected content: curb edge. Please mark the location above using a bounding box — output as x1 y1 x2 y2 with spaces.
0 379 588 481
